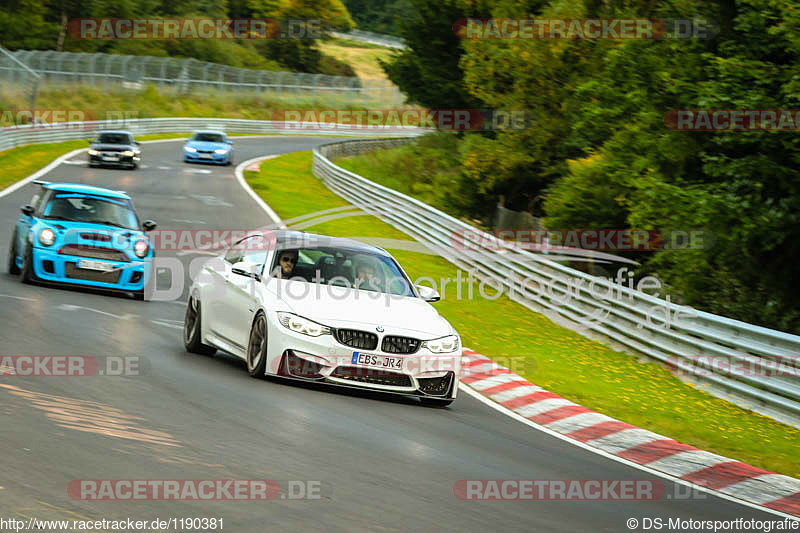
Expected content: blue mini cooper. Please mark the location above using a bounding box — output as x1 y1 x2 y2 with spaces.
7 181 157 299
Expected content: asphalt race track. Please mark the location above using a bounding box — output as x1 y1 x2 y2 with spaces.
0 137 781 531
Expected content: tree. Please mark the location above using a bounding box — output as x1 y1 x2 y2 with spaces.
380 0 490 110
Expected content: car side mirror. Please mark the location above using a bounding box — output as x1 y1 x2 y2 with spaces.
232 260 262 281
135 141 140 146
142 220 157 232
416 284 440 302
21 204 35 217
227 140 233 144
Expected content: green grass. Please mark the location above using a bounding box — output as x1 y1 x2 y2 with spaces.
335 133 471 221
318 39 397 80
0 132 348 192
246 150 800 478
0 134 202 191
0 141 88 191
0 85 401 126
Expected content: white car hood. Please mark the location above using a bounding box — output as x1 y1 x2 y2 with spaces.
270 280 453 338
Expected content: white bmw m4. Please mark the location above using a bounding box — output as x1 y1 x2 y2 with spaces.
183 230 463 406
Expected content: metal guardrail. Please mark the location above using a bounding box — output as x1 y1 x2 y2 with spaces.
332 30 407 49
312 138 800 419
0 118 427 153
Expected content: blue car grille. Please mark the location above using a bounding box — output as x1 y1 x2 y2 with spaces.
59 244 129 262
65 263 122 283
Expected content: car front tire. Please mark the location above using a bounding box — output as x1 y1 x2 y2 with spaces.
183 296 216 355
20 245 36 284
246 312 268 378
7 229 20 275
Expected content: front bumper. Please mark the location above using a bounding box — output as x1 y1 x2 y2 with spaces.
89 153 139 166
265 314 462 399
184 151 229 164
31 246 149 291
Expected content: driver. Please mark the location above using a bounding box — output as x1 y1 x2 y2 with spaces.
275 249 298 280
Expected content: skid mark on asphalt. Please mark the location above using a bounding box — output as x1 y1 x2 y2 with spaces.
56 303 139 321
154 453 225 469
170 218 207 224
0 293 38 301
0 384 181 447
151 319 183 330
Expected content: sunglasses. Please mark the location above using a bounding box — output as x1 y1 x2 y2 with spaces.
280 256 297 264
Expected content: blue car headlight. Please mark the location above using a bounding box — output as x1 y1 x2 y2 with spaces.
133 239 149 258
184 146 197 153
39 228 56 247
214 148 229 155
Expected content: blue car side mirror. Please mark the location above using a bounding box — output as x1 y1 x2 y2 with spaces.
21 204 35 216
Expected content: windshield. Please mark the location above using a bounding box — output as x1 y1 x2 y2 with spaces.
97 133 132 144
42 194 139 229
192 133 225 143
270 247 415 297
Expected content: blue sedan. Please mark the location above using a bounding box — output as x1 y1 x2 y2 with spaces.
182 130 234 165
7 181 157 299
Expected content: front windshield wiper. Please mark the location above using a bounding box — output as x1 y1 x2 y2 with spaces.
88 220 134 229
43 215 80 222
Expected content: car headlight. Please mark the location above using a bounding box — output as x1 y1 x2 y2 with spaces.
133 239 149 258
38 228 56 246
87 149 99 156
184 146 197 153
422 335 460 354
122 150 135 157
214 148 229 154
277 312 331 337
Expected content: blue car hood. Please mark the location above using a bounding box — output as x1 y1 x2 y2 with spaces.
185 140 229 151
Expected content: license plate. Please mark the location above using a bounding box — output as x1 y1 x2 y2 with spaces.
200 154 213 159
352 352 402 370
77 260 115 272
102 155 117 161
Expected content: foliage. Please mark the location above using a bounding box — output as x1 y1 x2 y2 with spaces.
0 0 354 75
379 0 491 110
342 0 414 36
377 0 800 333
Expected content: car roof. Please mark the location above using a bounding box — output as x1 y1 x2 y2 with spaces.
192 130 226 136
96 130 133 135
268 230 391 257
43 182 131 200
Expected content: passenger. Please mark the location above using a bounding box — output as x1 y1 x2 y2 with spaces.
354 258 381 291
